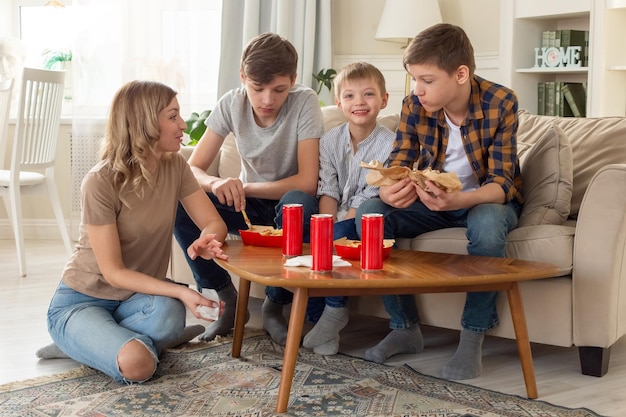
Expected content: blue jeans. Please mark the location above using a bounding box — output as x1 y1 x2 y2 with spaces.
355 198 522 332
46 282 186 383
173 190 318 292
264 197 360 322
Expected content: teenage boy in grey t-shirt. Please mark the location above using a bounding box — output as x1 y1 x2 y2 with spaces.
174 32 324 342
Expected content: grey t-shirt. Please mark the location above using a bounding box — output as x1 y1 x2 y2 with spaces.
206 84 325 183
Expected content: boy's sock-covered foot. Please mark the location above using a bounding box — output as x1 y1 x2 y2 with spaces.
35 343 70 359
364 325 424 364
442 328 485 380
198 282 239 342
262 297 288 346
303 305 349 355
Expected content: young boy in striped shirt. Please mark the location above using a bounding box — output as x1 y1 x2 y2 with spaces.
263 61 395 355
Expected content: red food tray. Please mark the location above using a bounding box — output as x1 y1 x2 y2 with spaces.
334 238 394 260
238 228 283 248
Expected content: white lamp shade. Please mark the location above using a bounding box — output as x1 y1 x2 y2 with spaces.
375 0 443 43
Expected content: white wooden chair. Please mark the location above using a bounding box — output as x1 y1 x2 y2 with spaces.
0 78 13 169
0 68 73 276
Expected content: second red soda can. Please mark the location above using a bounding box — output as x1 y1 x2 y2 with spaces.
361 213 384 271
310 214 334 272
282 204 303 257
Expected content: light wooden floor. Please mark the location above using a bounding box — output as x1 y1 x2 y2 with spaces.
1 239 623 416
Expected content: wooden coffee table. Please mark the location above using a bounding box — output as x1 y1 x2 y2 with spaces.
215 241 559 413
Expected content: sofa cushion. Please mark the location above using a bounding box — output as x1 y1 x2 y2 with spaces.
517 110 626 217
517 123 573 227
398 223 574 275
218 133 241 179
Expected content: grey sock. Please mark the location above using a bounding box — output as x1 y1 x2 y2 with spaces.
262 297 288 346
198 282 239 342
35 343 70 359
303 305 349 355
442 328 485 380
163 324 205 349
364 325 424 363
312 340 340 356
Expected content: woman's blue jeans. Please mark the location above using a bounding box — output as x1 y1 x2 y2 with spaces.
46 282 187 383
355 198 521 332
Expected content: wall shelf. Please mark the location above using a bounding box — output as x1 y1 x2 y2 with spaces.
516 67 588 74
501 0 626 117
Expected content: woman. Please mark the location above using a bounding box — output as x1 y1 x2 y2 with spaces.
38 80 228 384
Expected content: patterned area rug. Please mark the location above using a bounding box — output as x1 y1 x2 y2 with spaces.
0 334 603 417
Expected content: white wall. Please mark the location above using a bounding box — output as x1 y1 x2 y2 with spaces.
330 0 502 114
0 0 503 240
331 0 500 56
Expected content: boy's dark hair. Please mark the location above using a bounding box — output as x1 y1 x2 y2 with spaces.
333 61 387 99
240 32 298 85
402 23 476 76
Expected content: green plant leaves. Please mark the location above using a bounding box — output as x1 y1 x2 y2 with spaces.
42 49 72 70
184 110 211 146
313 68 337 95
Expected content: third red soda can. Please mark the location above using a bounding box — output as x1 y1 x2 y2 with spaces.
310 214 334 272
361 213 384 271
282 204 303 257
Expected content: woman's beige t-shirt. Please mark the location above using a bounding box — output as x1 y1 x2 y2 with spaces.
62 153 200 300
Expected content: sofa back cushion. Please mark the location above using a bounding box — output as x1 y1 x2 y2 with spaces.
517 123 573 227
517 110 626 217
218 133 241 179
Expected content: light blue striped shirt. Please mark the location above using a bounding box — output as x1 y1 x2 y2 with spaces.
317 122 395 221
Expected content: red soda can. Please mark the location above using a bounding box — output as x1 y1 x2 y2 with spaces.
282 204 303 257
361 213 384 271
310 214 334 272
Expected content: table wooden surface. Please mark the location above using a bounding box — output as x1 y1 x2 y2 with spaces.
215 241 560 413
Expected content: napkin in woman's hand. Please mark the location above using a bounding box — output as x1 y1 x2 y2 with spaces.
284 255 351 267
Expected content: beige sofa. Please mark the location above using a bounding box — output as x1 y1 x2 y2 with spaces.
171 106 626 377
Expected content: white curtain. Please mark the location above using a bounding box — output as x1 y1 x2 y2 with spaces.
68 0 223 238
70 0 222 119
65 0 332 237
218 0 333 104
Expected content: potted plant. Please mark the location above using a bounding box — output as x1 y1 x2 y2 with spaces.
312 68 336 106
184 110 211 146
42 49 73 103
42 49 72 70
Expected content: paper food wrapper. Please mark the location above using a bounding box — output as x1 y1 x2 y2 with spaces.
196 288 220 320
360 160 462 192
284 255 351 268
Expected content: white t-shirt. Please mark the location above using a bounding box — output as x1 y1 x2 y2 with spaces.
443 112 480 191
206 84 325 183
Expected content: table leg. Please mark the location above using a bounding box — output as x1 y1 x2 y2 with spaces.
231 278 250 358
275 287 308 413
507 281 538 399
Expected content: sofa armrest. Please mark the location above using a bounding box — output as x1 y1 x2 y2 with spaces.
572 164 626 347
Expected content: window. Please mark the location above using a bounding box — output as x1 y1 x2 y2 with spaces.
15 0 222 118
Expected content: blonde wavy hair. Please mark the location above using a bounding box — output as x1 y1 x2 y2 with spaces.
100 80 177 207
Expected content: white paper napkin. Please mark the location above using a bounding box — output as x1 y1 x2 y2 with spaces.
284 255 351 268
